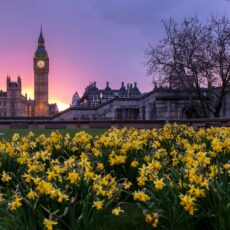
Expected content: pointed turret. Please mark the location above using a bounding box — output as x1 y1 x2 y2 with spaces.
38 27 45 47
35 27 48 57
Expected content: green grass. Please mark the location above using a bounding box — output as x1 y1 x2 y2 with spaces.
100 204 149 230
0 128 106 140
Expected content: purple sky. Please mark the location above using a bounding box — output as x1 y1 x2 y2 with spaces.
0 0 230 110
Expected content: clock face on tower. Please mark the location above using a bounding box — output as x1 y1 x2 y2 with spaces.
37 60 45 69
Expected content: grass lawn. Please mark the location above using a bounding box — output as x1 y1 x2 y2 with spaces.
0 128 106 140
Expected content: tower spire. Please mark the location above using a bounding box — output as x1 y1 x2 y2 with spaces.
38 26 45 46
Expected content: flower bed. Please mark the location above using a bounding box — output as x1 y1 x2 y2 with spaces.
0 124 229 229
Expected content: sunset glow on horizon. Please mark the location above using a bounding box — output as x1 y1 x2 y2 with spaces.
21 87 69 111
1 0 230 112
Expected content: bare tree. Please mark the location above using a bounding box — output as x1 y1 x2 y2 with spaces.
145 16 230 118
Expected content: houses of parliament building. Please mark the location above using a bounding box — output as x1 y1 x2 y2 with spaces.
0 29 58 117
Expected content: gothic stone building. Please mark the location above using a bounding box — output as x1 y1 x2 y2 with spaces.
53 80 230 121
73 81 141 108
0 29 58 117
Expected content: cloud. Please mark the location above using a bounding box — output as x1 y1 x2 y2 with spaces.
87 0 166 27
86 0 230 28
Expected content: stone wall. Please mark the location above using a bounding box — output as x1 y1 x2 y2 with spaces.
222 90 230 117
0 118 230 130
53 108 96 121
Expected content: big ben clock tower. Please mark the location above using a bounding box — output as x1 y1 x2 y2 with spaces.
34 28 49 116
